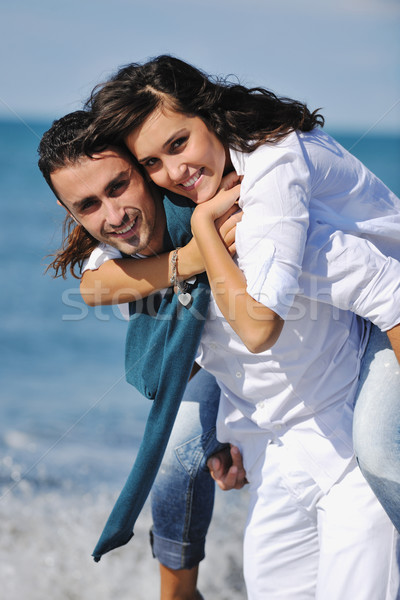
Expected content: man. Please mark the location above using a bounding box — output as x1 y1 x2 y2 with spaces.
39 111 400 600
39 110 243 600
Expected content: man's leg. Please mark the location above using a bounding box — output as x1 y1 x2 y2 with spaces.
150 368 225 600
243 441 321 600
243 440 399 600
158 566 202 600
316 458 400 600
353 324 400 531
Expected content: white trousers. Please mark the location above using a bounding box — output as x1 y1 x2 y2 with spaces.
244 442 400 600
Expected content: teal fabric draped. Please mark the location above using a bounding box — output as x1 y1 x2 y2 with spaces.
92 193 210 561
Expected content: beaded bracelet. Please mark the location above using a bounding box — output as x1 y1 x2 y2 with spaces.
170 248 192 306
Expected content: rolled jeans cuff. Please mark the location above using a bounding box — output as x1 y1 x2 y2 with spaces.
150 528 205 570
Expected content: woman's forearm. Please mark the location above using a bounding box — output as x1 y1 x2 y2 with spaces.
80 240 205 306
191 210 283 353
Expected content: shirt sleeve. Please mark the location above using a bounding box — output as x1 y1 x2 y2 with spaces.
81 243 123 273
81 243 130 321
300 223 400 331
232 134 311 319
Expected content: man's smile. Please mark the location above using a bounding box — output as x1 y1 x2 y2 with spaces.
109 215 140 239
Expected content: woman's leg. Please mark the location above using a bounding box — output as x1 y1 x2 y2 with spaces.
150 368 225 599
353 325 400 530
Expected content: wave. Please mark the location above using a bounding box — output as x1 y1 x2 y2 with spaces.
0 485 248 599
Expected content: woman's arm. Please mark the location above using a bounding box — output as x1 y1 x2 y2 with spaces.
191 186 283 354
80 239 203 306
80 203 241 307
231 137 311 322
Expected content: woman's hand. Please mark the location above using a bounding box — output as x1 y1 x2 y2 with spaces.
219 171 243 191
191 184 241 229
181 200 242 272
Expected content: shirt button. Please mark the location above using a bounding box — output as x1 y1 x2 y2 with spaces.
274 424 282 431
209 342 217 350
235 371 242 378
258 401 265 409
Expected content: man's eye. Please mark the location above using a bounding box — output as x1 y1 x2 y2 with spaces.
80 199 96 212
110 180 128 195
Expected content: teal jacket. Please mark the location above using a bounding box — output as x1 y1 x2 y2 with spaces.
92 193 210 561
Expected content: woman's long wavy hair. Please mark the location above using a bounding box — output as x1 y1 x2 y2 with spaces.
85 54 324 153
38 110 99 279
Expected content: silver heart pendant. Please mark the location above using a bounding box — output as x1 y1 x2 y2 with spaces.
178 292 192 306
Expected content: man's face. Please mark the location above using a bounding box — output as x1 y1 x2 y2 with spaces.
50 149 165 256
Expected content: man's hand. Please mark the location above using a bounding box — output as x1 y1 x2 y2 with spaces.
207 445 248 491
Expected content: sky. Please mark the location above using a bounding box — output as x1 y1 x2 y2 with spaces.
0 0 399 135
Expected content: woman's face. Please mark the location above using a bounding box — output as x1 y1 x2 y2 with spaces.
125 107 229 204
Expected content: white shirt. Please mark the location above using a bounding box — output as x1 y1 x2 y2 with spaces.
196 283 367 491
232 129 400 331
83 132 400 490
83 239 368 492
82 245 166 321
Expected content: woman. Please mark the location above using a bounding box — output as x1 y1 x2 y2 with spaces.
77 57 400 598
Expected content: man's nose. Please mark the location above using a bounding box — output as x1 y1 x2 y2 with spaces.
104 200 126 226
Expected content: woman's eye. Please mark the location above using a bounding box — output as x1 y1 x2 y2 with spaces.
144 158 158 168
171 137 187 152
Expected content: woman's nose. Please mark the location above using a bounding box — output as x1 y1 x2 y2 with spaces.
165 159 188 183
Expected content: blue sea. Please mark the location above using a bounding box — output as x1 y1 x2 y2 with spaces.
1 119 399 599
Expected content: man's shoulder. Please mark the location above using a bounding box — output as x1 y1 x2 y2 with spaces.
82 243 124 273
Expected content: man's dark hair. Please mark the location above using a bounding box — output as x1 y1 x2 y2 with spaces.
38 110 100 279
38 110 94 201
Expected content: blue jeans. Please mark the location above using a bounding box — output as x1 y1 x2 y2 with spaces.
150 367 226 569
151 325 400 569
353 324 400 531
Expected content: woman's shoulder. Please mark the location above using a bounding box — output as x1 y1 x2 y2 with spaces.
229 131 308 182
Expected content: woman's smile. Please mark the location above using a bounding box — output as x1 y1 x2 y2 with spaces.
125 108 227 204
